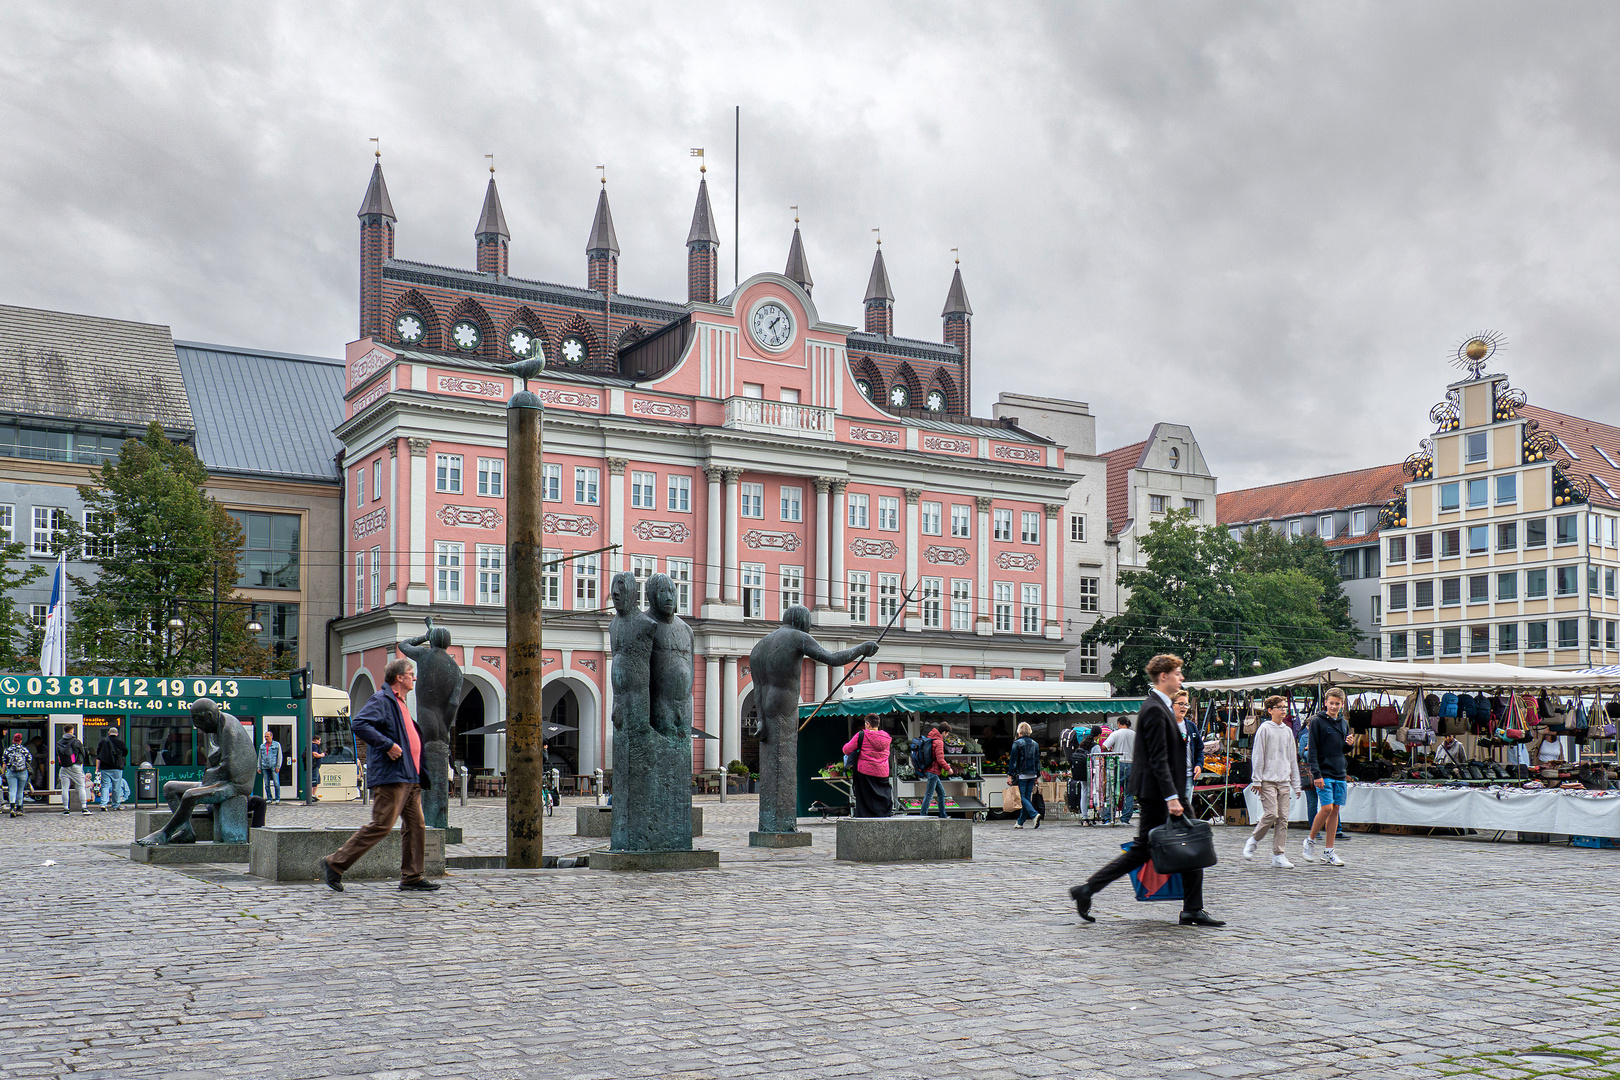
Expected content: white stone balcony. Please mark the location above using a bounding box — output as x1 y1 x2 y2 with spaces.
722 397 836 441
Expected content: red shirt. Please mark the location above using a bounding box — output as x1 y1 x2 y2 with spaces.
394 688 422 770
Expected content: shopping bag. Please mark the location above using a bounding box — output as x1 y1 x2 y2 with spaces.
1001 784 1021 813
1124 842 1184 902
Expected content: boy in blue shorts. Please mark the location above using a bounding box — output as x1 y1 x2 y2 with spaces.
1302 687 1352 867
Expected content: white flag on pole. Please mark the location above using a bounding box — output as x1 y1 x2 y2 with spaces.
40 551 67 678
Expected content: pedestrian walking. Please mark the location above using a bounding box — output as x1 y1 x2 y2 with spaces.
1103 718 1135 825
259 730 283 804
56 725 90 814
1297 720 1318 826
307 737 325 803
95 726 129 810
843 716 893 818
320 658 438 892
1243 696 1300 868
915 721 950 818
4 733 31 817
1302 688 1353 866
1069 654 1224 927
1008 721 1042 829
1087 727 1114 825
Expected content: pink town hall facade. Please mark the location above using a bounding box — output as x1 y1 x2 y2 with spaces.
335 161 1076 778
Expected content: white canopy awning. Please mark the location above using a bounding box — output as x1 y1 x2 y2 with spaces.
1185 656 1620 694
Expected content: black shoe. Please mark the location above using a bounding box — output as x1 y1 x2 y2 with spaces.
1335 832 1352 841
1069 885 1095 923
321 858 343 892
1179 909 1225 927
399 878 441 892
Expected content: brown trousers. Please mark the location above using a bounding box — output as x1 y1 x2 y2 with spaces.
1249 780 1293 855
325 782 425 883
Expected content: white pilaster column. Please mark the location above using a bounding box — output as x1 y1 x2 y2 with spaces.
704 653 722 770
607 458 627 576
1045 503 1063 639
814 662 830 701
723 468 742 603
386 440 399 605
904 488 922 632
831 480 848 610
722 655 740 767
814 477 832 610
975 495 992 636
406 438 431 604
704 465 723 605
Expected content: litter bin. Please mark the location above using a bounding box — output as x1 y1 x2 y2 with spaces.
136 766 158 803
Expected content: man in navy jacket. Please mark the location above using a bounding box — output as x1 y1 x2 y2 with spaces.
321 658 438 892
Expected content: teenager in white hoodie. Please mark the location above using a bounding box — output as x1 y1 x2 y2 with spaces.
1243 696 1302 868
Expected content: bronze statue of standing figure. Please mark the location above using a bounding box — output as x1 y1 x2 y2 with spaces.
397 617 463 830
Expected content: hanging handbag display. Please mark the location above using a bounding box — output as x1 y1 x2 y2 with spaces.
1369 700 1400 728
1148 814 1218 874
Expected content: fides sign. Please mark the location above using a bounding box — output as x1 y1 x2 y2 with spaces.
0 675 297 717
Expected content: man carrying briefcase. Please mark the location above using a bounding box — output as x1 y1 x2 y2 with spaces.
1068 653 1225 928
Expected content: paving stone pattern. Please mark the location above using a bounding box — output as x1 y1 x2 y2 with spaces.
5 797 1619 1079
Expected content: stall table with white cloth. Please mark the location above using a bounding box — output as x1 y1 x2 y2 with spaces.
1243 783 1620 838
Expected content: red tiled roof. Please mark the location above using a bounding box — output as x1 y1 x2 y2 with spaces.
1102 439 1149 535
1217 462 1407 543
1519 404 1620 509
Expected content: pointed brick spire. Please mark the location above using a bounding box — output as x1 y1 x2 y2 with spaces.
784 214 813 294
686 171 719 304
475 172 509 275
358 153 396 339
587 181 619 294
942 255 972 415
587 185 619 255
864 240 894 335
686 173 719 245
941 264 971 316
864 244 894 302
357 160 395 220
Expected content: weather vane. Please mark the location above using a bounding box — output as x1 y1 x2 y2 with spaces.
790 205 799 223
690 147 704 172
597 164 606 186
951 247 959 264
370 137 380 159
872 227 881 246
486 153 494 174
1452 331 1506 380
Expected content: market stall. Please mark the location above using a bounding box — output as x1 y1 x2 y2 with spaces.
798 678 1142 818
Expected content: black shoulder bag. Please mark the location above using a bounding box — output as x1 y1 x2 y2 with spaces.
1148 814 1218 874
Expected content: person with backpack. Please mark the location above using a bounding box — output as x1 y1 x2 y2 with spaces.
1102 718 1135 825
4 733 32 817
843 716 893 817
911 722 950 818
56 725 90 815
1008 722 1042 829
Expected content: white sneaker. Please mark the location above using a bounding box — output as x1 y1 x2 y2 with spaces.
1302 837 1317 862
1013 823 1024 829
1242 836 1258 860
1323 849 1345 867
1271 854 1295 869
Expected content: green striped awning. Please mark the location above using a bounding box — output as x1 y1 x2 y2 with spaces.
799 695 1144 720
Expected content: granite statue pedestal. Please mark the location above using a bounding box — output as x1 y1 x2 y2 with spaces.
136 808 213 842
835 816 973 862
248 826 447 882
749 830 813 848
128 841 250 864
579 805 701 838
590 849 719 871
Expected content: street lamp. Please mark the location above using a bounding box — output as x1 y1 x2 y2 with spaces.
247 603 264 634
166 605 185 631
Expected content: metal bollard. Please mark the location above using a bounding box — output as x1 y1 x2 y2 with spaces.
594 768 604 806
458 765 469 807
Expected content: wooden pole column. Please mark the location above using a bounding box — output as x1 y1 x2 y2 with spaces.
506 385 545 868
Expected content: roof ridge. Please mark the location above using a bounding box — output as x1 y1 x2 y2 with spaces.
174 340 344 367
1221 461 1405 496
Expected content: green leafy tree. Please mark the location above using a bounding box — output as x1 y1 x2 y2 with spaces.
0 539 47 670
1234 526 1358 644
1083 511 1360 694
63 423 276 677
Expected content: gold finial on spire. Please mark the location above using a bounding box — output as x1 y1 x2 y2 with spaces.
486 153 495 174
370 137 380 159
690 147 705 173
951 247 959 265
597 164 606 186
872 227 881 246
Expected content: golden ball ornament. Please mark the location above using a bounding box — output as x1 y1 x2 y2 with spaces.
1465 339 1489 361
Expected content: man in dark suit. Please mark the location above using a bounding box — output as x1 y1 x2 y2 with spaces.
321 658 439 893
1069 654 1223 927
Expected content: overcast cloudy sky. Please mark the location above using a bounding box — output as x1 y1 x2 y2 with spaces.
4 2 1619 489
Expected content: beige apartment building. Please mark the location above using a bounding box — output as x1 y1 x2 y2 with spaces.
1379 369 1620 669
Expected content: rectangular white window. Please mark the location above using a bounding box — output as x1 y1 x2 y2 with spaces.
1021 511 1040 544
477 457 504 498
573 553 599 608
993 582 1014 632
741 563 766 617
373 459 382 504
477 545 504 605
541 549 562 608
434 542 463 603
848 493 869 528
950 579 972 631
1183 498 1202 516
631 555 658 609
30 604 47 629
877 573 902 622
31 507 65 556
1371 595 1381 625
920 501 942 536
1078 640 1099 677
356 466 366 507
82 510 113 559
740 483 764 518
993 509 1013 541
543 463 562 501
667 474 691 512
436 454 462 494
1150 495 1167 514
780 486 803 522
1070 514 1086 543
779 565 803 614
1351 510 1366 537
369 546 381 608
355 552 367 613
1078 576 1099 612
920 577 942 629
951 504 972 539
847 571 870 623
666 557 693 614
0 503 12 543
630 471 656 510
575 467 599 505
1021 584 1042 633
1289 519 1303 537
877 497 900 531
1319 514 1334 538
1465 431 1487 464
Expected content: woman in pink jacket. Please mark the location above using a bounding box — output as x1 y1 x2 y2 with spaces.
843 716 894 817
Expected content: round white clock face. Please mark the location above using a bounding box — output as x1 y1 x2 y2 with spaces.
560 334 587 365
890 384 910 408
396 312 424 344
508 327 535 358
451 320 481 351
926 390 945 412
750 301 793 351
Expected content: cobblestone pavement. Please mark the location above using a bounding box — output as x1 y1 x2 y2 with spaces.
5 796 1620 1079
